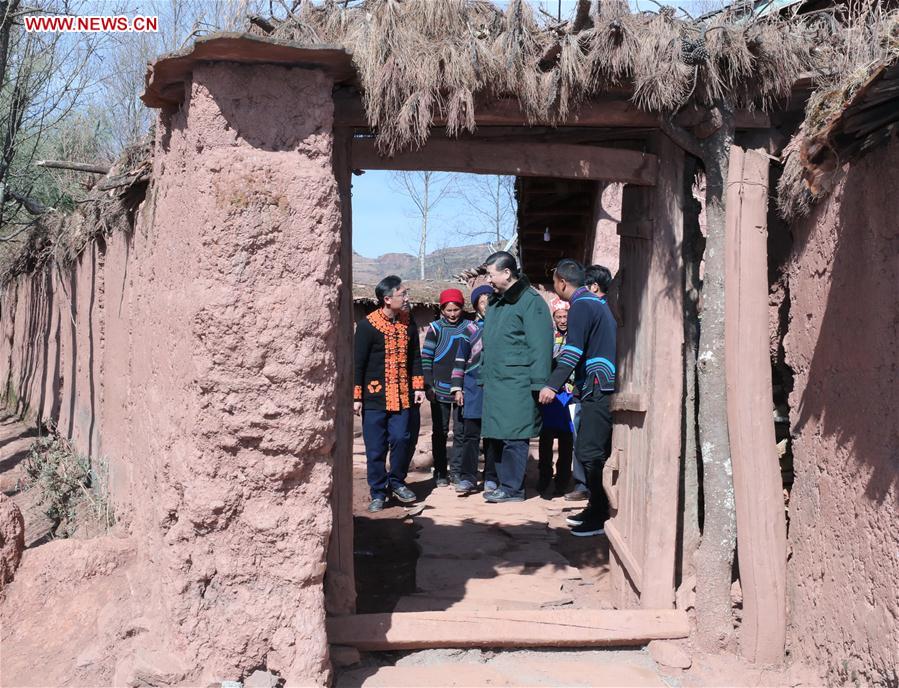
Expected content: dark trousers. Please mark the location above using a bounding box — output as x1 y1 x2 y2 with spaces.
431 400 463 479
538 429 573 490
576 392 613 520
570 401 589 494
407 404 421 462
484 438 529 498
459 417 482 484
363 409 411 500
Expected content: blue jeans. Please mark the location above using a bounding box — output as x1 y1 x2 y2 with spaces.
484 438 529 498
363 409 412 500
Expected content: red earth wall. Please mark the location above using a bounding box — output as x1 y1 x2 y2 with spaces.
1 63 345 685
784 138 899 685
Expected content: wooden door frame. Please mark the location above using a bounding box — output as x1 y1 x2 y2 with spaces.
325 126 688 643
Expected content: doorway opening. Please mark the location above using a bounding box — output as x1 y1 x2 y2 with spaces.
330 125 688 649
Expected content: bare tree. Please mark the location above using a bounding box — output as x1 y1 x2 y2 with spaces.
390 170 454 280
1 0 110 234
455 174 516 252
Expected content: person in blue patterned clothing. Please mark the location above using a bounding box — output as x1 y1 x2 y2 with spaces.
422 289 472 486
451 284 493 496
539 259 617 537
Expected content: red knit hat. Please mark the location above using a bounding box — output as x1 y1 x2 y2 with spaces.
439 288 465 307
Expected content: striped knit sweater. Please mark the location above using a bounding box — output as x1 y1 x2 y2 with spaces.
422 317 473 403
546 287 617 395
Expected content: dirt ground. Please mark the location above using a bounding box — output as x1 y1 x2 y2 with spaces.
0 412 823 687
350 408 610 615
345 413 824 688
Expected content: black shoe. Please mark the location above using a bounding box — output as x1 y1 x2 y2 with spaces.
564 489 589 502
484 489 525 503
392 485 417 503
536 478 551 494
455 480 476 496
570 520 605 537
435 476 449 487
368 498 385 513
566 508 592 527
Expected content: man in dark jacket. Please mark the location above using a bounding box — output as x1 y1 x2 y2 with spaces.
480 252 553 503
354 276 426 512
539 259 617 536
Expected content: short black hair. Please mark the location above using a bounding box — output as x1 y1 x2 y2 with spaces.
484 251 520 278
375 275 403 306
554 259 585 287
585 264 612 293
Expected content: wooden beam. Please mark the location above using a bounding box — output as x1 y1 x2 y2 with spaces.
327 609 689 651
335 93 770 130
639 133 684 610
724 145 786 664
611 390 647 413
605 520 644 590
352 139 657 186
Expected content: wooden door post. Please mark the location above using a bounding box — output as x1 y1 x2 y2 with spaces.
724 145 787 663
326 128 357 615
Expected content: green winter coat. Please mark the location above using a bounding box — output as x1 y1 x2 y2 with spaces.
480 275 554 440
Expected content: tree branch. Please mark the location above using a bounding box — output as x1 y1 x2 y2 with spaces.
659 118 704 160
36 159 110 174
6 188 48 214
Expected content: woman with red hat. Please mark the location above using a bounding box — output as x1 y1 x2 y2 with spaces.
422 288 472 486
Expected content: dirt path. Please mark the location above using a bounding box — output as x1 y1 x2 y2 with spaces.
351 416 610 615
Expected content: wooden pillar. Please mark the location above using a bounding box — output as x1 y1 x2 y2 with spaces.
326 128 356 615
724 145 786 663
639 133 685 609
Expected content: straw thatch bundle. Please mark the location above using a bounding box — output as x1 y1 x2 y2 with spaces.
262 0 823 154
777 6 899 220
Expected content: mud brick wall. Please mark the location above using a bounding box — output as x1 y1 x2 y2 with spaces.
1 63 346 685
784 138 899 686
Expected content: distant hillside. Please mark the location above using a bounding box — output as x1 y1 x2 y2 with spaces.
353 243 491 282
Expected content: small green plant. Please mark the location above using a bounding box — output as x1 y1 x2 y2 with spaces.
23 423 114 538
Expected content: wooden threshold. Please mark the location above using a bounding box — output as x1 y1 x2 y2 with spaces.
327 609 689 651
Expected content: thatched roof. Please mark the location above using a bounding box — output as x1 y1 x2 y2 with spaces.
778 9 899 219
353 279 468 307
251 0 829 154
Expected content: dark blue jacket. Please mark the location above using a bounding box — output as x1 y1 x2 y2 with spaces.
546 287 617 396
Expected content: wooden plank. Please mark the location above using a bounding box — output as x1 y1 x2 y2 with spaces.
610 390 647 412
143 34 354 107
327 609 689 650
639 133 684 610
605 520 644 591
352 139 658 186
724 145 786 664
617 220 654 239
324 129 356 615
334 92 771 130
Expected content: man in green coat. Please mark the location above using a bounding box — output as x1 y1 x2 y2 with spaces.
479 251 554 502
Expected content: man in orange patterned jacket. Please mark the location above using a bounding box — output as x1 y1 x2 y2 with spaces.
354 275 426 512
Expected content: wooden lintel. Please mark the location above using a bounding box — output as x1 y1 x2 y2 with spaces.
335 93 770 130
352 139 657 186
327 609 688 651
